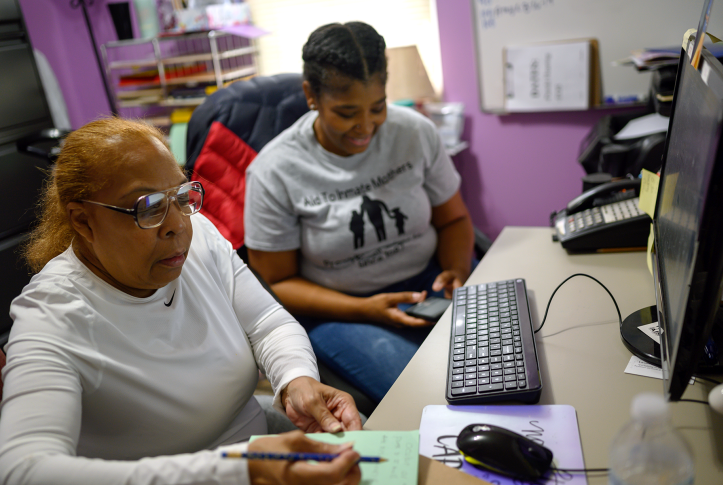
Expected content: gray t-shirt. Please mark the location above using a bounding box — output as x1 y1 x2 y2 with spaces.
244 104 461 294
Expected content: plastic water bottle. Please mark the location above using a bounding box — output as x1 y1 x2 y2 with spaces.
609 393 694 485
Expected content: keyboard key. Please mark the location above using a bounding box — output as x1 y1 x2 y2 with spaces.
518 380 527 388
451 386 476 395
505 381 518 390
478 383 504 393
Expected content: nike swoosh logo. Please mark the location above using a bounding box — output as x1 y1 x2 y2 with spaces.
164 289 175 307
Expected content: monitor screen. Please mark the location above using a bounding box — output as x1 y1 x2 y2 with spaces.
654 42 723 401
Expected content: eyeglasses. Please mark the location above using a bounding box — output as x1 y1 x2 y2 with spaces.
81 181 204 229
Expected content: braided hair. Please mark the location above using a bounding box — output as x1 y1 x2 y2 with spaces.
302 22 387 96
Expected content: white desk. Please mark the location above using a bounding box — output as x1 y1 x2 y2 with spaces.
366 227 723 484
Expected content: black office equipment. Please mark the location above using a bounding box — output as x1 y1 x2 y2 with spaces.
0 0 58 347
620 38 723 401
456 423 553 481
445 278 542 405
552 178 651 251
405 297 451 322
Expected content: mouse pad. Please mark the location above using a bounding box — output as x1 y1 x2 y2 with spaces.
419 404 586 485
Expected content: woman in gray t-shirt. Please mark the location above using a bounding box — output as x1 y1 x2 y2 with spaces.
244 22 475 404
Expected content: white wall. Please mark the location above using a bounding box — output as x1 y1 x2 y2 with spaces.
245 0 443 95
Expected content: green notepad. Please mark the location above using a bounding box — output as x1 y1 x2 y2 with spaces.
250 430 419 485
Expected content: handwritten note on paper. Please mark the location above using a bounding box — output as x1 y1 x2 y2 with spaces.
251 431 419 485
419 405 585 485
309 431 418 485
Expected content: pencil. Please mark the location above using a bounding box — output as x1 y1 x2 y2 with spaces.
221 451 387 463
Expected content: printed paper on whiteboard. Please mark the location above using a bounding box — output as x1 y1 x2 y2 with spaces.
505 40 590 112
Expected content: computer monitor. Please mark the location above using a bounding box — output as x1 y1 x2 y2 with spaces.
620 39 723 401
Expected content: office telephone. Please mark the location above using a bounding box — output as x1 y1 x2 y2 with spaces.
551 178 651 251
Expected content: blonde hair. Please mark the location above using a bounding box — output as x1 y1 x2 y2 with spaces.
23 117 170 273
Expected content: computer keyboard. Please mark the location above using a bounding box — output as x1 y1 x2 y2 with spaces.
446 278 543 404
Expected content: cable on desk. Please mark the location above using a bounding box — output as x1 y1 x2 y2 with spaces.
551 466 609 474
534 273 622 334
693 374 722 386
677 398 709 405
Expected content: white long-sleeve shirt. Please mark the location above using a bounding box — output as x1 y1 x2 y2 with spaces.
0 214 319 485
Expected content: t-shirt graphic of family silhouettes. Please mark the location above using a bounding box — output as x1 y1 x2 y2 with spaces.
349 195 409 249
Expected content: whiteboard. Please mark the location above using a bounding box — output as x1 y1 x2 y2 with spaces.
470 0 723 113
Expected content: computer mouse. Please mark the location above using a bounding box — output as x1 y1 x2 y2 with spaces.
456 423 554 481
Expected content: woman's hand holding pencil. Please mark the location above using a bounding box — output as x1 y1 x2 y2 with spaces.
246 430 362 485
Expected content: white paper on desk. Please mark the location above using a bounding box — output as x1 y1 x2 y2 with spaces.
624 355 695 384
505 41 590 112
614 113 669 140
419 405 586 485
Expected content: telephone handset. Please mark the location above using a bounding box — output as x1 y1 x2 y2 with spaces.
552 178 651 251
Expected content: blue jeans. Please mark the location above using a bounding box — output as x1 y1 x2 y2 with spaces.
298 257 479 403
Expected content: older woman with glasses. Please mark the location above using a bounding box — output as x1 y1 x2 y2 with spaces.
0 118 362 485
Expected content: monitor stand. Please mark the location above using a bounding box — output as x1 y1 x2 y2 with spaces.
621 305 723 372
620 305 661 366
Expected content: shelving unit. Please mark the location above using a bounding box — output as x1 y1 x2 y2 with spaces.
101 30 258 126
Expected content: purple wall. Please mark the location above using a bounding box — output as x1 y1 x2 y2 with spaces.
437 3 632 240
19 1 637 240
19 0 124 129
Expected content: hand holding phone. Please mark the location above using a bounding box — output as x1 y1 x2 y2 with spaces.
405 296 452 322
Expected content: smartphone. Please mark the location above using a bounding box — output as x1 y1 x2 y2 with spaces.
405 297 452 321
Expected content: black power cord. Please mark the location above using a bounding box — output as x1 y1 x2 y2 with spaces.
678 399 709 405
693 374 722 386
534 273 622 334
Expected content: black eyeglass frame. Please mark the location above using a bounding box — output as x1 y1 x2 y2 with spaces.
81 181 204 229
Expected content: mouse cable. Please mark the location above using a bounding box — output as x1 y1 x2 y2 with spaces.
693 374 722 386
550 466 609 474
534 273 622 334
